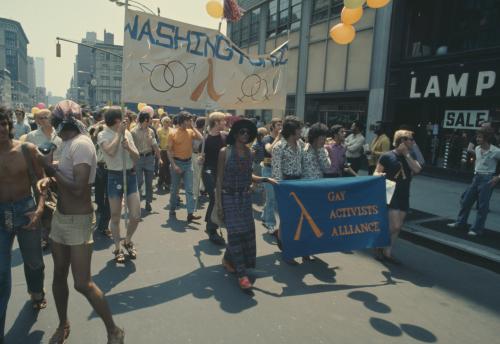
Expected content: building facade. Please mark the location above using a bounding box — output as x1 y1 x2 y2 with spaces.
229 0 393 142
0 68 12 107
27 56 36 106
384 0 500 178
69 31 123 108
0 18 30 108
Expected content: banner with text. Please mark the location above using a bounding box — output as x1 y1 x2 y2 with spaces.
274 177 390 260
122 9 288 109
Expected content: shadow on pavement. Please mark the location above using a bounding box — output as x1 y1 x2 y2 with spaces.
93 259 137 294
347 291 391 313
4 301 44 344
91 253 391 318
369 317 437 342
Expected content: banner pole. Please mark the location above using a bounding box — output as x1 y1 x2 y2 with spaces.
121 0 130 231
196 106 210 210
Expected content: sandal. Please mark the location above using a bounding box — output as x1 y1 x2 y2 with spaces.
108 327 125 344
31 292 47 311
238 276 252 290
123 241 137 259
113 249 126 264
222 258 236 274
49 323 70 344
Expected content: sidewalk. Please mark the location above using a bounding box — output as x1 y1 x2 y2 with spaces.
403 175 500 272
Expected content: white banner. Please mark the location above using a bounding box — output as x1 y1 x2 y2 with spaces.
122 10 288 110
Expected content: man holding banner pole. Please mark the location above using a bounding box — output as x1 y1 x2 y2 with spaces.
374 130 421 264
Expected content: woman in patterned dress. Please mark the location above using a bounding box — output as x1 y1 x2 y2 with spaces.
215 119 276 290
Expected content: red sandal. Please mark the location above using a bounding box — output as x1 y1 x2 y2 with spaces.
238 276 252 290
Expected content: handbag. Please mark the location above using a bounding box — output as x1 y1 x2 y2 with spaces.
21 144 57 231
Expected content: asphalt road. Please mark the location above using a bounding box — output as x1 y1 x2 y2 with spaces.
4 192 500 343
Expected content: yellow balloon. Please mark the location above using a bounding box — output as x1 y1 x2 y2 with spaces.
330 23 356 45
344 0 366 9
206 0 224 19
341 6 363 25
31 107 40 115
137 102 147 112
367 0 391 8
158 108 164 116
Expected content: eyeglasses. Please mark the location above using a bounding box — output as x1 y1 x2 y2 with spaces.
238 128 250 135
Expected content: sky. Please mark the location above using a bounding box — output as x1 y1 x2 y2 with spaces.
2 0 226 97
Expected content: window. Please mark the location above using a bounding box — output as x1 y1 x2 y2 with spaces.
249 8 261 44
404 0 500 58
113 77 121 87
311 0 343 24
240 14 250 47
101 76 109 86
290 0 302 31
267 0 278 38
5 49 18 81
277 0 290 35
5 31 17 48
231 21 242 46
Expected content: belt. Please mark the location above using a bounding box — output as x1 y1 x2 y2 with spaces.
108 168 135 175
139 151 153 157
262 162 271 167
174 157 191 162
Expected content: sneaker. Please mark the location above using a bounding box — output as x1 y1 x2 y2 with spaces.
238 276 252 289
263 223 275 234
447 222 466 229
145 202 152 212
108 327 125 344
467 230 478 236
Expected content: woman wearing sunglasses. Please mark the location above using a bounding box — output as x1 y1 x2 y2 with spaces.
215 119 276 290
374 130 422 264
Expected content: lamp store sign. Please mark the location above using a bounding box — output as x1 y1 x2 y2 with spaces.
443 110 489 130
408 70 497 99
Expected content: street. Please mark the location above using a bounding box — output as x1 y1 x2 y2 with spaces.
4 191 500 344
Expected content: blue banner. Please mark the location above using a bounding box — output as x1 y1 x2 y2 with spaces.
274 177 390 260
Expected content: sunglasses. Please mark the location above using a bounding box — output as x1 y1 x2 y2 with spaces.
238 128 250 136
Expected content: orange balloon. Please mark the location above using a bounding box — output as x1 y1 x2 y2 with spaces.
367 0 391 9
341 6 363 25
344 0 366 9
330 23 356 45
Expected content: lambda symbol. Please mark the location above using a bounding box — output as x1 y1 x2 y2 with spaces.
290 192 324 241
190 58 224 102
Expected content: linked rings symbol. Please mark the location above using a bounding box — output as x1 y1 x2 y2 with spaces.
239 74 270 103
149 60 189 93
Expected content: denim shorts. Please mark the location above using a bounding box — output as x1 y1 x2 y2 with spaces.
0 196 36 233
107 170 139 199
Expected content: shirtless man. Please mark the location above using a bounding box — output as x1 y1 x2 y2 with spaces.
0 106 46 342
37 100 123 344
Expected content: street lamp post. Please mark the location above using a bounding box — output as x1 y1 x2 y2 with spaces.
109 0 159 16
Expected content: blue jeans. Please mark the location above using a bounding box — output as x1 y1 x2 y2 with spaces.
0 196 45 339
457 174 495 234
107 169 139 199
169 159 195 214
136 155 155 204
261 165 277 227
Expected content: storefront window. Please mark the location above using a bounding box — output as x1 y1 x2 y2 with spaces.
405 0 500 58
311 0 343 24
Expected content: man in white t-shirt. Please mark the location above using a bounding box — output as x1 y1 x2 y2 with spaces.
37 100 124 343
98 107 140 264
